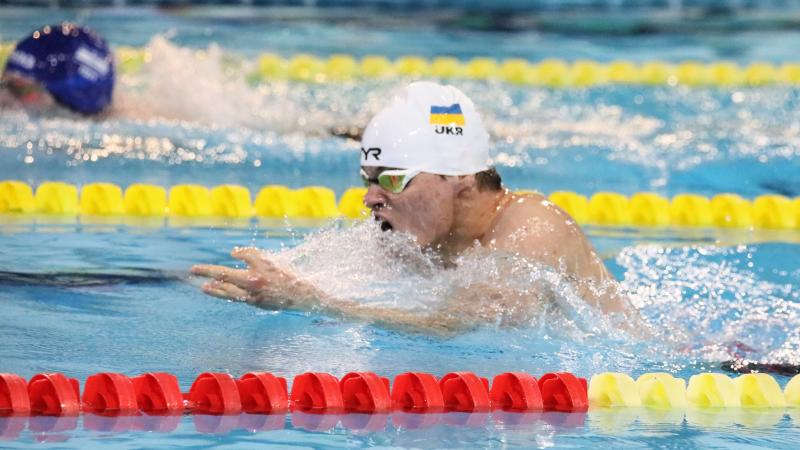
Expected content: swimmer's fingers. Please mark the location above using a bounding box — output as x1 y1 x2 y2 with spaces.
202 280 251 302
231 247 294 287
191 264 225 279
191 264 252 287
230 247 274 272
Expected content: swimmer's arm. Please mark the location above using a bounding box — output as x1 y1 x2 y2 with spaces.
192 247 563 333
191 247 470 335
314 296 469 335
312 281 548 333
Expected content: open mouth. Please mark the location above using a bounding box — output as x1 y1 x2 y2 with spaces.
375 217 393 232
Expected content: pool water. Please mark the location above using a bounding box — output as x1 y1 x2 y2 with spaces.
2 5 800 449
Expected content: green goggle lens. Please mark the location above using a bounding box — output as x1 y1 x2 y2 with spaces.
360 169 418 194
378 174 406 193
2 79 43 98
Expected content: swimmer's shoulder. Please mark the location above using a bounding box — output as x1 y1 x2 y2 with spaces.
488 192 609 281
496 191 581 232
486 191 582 248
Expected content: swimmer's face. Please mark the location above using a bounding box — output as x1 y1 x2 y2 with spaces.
0 73 55 110
362 166 458 247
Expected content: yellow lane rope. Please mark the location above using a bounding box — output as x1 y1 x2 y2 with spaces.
1 180 798 229
2 43 799 87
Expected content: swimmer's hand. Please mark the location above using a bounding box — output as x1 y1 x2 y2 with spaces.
191 246 467 335
191 247 317 309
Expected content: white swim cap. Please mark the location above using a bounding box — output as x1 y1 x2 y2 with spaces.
360 81 490 176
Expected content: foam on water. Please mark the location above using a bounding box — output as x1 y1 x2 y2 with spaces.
3 37 799 196
618 243 800 365
113 36 387 135
1 35 799 372
111 37 800 171
261 221 800 369
270 221 643 340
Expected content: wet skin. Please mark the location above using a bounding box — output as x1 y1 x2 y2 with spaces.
192 167 635 334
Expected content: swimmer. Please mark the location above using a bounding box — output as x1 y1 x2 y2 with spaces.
192 81 634 334
0 23 114 115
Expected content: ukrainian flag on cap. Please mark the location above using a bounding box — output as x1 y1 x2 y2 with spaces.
429 104 465 126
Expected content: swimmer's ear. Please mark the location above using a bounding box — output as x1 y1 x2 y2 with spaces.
453 174 477 198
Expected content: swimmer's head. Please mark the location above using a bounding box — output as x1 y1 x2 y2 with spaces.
360 82 499 247
1 23 114 115
360 81 490 175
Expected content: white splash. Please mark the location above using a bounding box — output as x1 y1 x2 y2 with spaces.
269 220 629 341
4 37 800 181
113 36 394 135
618 243 800 365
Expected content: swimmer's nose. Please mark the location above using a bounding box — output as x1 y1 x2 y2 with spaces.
363 184 388 210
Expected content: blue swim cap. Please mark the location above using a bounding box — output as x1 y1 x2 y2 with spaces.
3 23 114 114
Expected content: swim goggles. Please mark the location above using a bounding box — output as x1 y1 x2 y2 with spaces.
0 76 46 103
360 168 421 194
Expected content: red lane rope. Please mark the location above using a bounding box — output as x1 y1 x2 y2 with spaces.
0 370 588 418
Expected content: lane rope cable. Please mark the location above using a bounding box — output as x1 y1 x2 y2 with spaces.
1 180 798 229
1 43 800 87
